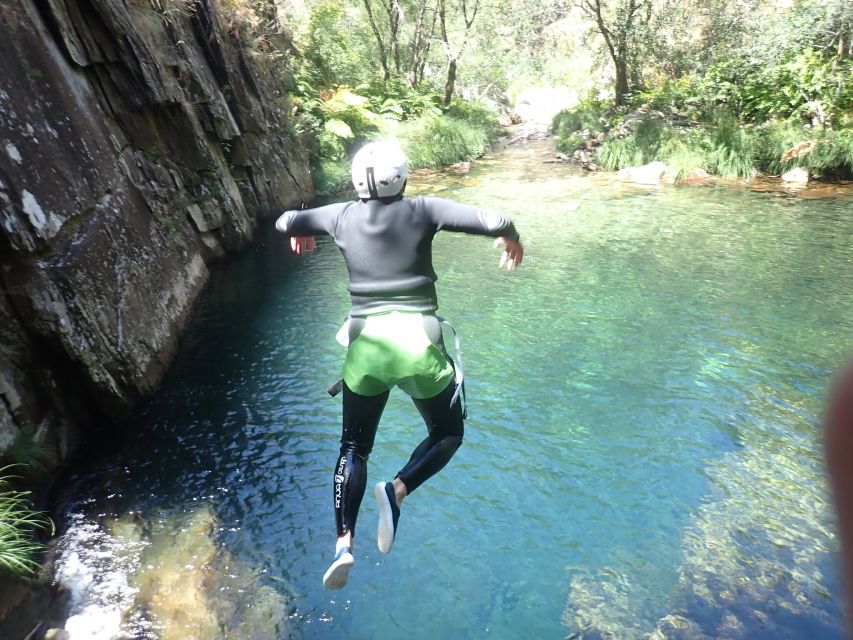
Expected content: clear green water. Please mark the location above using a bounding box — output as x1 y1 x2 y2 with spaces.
55 142 853 639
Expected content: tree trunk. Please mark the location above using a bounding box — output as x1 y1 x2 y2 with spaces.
362 0 391 82
614 59 629 107
443 58 457 106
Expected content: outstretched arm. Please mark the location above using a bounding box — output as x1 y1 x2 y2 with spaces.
419 197 524 270
275 202 347 255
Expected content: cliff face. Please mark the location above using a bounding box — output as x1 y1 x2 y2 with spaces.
0 0 313 459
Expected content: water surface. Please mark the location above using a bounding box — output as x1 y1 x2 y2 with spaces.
54 141 853 639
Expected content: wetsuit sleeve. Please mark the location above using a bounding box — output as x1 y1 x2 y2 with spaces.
418 197 519 240
275 202 348 237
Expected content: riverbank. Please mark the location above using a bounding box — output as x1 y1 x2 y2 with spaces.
552 105 853 185
515 117 853 196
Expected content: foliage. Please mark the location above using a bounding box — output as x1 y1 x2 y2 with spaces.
595 136 645 171
803 129 853 178
360 78 443 120
398 113 492 169
313 157 353 196
301 2 376 87
2 427 56 477
631 76 704 120
443 98 501 137
552 96 609 138
703 115 757 178
0 468 54 578
701 50 853 126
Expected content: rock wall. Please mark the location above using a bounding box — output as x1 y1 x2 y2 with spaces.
0 0 313 460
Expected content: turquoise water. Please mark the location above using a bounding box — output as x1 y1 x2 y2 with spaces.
55 142 853 639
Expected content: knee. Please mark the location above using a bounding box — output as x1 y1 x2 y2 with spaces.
444 434 463 454
339 440 371 461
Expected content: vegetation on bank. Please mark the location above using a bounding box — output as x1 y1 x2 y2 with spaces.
0 431 56 579
213 0 852 187
292 81 500 195
552 2 853 181
284 0 509 195
0 472 53 578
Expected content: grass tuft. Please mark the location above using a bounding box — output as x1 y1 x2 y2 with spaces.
0 468 54 578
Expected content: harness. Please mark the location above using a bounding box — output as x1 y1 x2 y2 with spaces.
326 315 467 419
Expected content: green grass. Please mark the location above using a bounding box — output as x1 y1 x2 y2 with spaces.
398 114 492 169
0 469 54 578
589 114 853 180
803 129 853 179
596 118 666 171
659 133 708 182
596 136 647 171
4 427 57 477
309 97 499 195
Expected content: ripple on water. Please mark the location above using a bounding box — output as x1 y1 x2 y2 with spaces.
54 142 853 639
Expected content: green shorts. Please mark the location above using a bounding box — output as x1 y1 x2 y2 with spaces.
343 311 455 399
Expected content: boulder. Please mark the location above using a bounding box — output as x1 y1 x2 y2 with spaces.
781 167 810 184
0 0 313 460
618 161 669 185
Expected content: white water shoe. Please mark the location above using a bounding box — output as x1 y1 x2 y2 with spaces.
375 481 400 554
322 546 354 589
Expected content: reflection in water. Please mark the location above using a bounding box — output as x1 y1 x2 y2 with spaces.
53 139 853 639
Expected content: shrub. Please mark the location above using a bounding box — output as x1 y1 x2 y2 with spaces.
704 115 757 178
595 117 667 171
0 469 54 578
632 76 705 120
752 121 810 175
804 129 853 179
552 102 607 138
444 98 501 138
313 157 352 196
555 133 585 154
596 137 646 171
398 114 492 169
659 131 708 182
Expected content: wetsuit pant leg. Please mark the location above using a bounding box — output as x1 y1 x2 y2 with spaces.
336 382 389 538
396 379 464 494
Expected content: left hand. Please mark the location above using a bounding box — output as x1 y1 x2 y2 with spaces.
290 236 315 255
494 237 524 270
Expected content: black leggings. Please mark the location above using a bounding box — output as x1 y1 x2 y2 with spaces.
333 379 464 538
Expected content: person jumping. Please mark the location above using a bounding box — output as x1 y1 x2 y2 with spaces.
275 140 524 589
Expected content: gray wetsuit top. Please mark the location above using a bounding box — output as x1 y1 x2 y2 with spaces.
276 196 519 316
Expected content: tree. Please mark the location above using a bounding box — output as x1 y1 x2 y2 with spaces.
361 0 403 81
577 0 650 106
437 0 480 105
407 0 439 86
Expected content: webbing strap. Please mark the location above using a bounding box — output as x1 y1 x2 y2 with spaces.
437 316 467 419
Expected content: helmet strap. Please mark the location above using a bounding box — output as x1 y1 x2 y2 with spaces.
366 166 379 199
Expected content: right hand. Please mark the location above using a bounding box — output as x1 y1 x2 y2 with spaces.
290 236 315 255
494 237 524 270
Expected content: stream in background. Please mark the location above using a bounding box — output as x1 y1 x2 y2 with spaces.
52 140 853 639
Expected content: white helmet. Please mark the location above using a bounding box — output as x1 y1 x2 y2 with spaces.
351 141 409 199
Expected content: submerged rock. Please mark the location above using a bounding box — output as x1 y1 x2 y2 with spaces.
53 504 288 639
